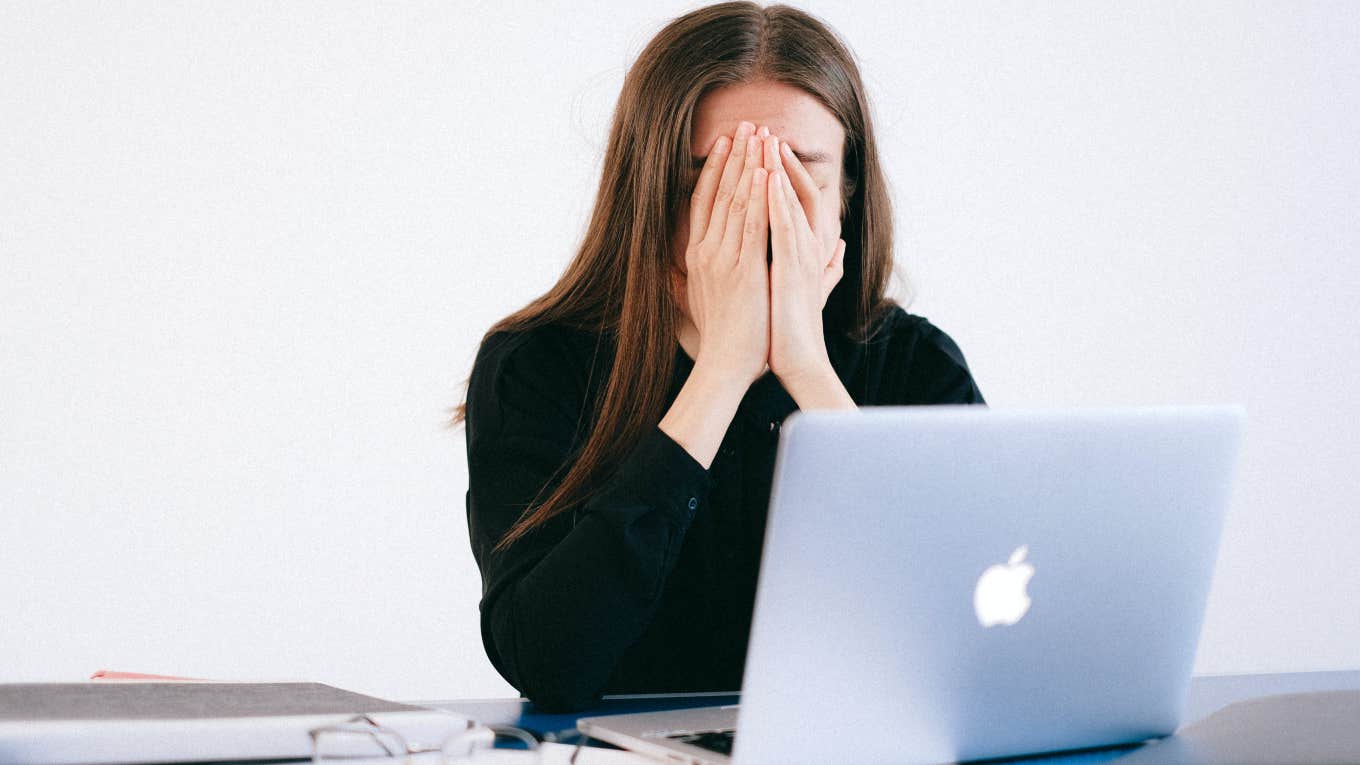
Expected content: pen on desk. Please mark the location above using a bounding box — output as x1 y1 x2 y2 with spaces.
542 726 586 743
541 728 570 741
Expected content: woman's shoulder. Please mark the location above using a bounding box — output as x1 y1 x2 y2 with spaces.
874 305 968 358
475 320 603 377
854 302 959 353
863 303 985 405
467 320 608 439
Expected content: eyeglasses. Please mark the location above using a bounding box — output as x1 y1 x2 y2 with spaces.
309 713 545 764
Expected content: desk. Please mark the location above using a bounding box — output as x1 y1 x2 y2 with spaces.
420 670 1360 762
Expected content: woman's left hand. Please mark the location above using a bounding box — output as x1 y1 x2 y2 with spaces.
762 132 846 388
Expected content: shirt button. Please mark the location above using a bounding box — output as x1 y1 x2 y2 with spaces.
768 420 779 432
687 497 699 511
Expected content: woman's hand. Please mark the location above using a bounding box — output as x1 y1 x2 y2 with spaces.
762 132 847 389
682 120 771 389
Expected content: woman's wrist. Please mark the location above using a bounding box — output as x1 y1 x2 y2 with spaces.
777 363 856 411
690 353 758 397
659 356 750 470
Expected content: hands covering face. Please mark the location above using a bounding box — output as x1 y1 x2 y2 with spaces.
682 120 845 388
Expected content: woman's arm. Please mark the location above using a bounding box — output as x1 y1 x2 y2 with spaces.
468 123 775 710
657 357 748 468
465 334 741 712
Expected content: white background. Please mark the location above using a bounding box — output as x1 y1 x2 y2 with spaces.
2 1 1356 702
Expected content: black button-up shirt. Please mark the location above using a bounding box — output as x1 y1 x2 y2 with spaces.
464 305 985 711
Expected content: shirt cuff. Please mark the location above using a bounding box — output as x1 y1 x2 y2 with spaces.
589 425 717 525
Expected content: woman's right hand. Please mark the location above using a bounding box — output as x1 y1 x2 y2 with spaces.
683 120 771 389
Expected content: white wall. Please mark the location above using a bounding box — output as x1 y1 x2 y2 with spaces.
2 1 1356 702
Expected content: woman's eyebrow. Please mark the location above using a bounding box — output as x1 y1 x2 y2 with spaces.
691 147 831 166
788 148 832 164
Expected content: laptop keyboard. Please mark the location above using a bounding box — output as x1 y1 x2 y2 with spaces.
668 729 736 755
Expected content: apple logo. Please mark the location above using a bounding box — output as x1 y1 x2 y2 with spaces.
973 545 1035 628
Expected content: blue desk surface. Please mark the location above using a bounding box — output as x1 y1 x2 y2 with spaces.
419 670 1360 762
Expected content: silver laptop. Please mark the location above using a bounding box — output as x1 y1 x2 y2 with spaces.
578 405 1244 764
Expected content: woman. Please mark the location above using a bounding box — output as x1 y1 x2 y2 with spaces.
452 2 984 712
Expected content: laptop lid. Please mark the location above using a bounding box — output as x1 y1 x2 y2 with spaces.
733 405 1244 765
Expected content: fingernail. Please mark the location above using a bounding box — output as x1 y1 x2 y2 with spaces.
781 141 792 158
747 135 757 156
770 136 779 161
737 121 754 138
758 125 769 137
714 135 730 153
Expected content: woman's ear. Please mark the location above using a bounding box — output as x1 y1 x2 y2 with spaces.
668 266 688 319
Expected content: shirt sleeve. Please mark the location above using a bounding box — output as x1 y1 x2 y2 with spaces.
890 315 987 405
464 330 716 712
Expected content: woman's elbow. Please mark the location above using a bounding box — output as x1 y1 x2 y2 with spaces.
518 672 602 713
491 637 602 712
481 598 603 712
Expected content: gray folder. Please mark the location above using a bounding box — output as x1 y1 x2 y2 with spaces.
0 682 425 721
0 682 485 764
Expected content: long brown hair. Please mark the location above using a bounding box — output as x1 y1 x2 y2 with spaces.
451 2 901 552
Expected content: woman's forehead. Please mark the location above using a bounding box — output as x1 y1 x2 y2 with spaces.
690 79 845 164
